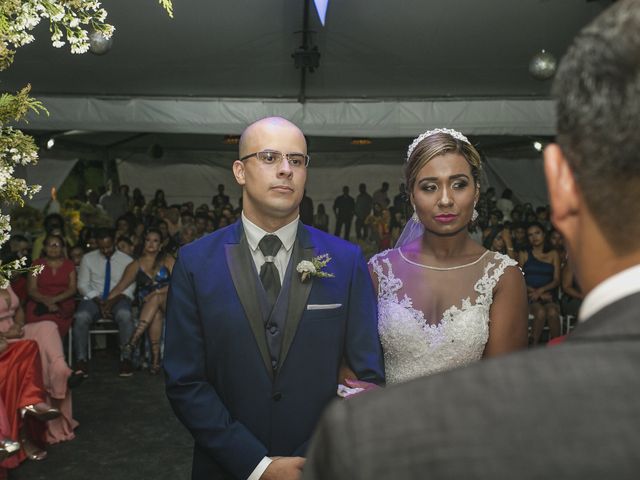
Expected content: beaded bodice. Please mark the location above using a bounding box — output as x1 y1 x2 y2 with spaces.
369 249 517 384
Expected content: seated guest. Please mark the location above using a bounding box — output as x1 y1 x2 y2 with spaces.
116 235 135 257
549 228 567 267
31 214 74 260
2 286 80 445
74 228 135 377
519 222 561 344
68 245 85 273
511 222 529 252
25 234 77 338
561 260 583 318
107 228 175 375
178 223 197 246
0 337 61 470
483 226 517 261
194 213 208 239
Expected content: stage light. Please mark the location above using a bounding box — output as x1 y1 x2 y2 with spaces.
223 135 240 145
351 138 372 146
46 138 55 149
533 141 543 152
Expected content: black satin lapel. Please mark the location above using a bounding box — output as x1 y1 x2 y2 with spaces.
225 237 273 379
278 241 315 368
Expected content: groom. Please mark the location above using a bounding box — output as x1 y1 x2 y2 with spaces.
164 117 384 480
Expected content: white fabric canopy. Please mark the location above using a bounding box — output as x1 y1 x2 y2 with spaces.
484 157 548 206
25 97 555 137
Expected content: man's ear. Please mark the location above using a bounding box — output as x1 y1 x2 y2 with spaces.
543 144 579 234
232 160 246 186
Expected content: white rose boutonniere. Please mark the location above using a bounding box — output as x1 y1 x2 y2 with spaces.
297 254 335 282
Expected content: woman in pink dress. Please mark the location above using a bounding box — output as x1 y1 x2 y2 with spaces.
0 286 79 445
25 234 77 338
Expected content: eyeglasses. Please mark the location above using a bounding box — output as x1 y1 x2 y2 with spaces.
240 150 310 168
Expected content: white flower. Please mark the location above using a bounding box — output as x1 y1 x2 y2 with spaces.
296 254 334 282
52 40 65 48
296 260 316 274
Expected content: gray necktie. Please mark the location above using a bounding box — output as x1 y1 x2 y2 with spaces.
258 235 282 308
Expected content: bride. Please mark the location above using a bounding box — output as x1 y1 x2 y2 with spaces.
364 129 528 385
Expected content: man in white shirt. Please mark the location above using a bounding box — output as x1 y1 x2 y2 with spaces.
303 2 640 478
74 228 136 377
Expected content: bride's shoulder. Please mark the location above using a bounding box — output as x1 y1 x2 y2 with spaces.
368 247 399 265
485 250 519 268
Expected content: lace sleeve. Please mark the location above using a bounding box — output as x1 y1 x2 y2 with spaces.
474 252 520 306
367 249 400 301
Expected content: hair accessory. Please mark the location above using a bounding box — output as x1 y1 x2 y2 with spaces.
406 128 470 161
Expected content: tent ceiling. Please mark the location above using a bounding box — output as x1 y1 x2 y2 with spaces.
3 0 608 150
2 0 606 99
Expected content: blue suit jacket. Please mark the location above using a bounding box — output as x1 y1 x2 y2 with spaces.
164 220 384 479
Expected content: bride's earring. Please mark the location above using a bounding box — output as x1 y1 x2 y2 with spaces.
411 207 419 223
471 203 479 222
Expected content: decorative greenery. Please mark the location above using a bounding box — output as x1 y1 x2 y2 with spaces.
296 254 335 282
0 0 173 287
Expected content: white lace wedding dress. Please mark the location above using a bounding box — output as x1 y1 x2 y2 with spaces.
369 248 518 385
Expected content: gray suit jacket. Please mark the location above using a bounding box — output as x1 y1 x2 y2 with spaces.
303 292 640 479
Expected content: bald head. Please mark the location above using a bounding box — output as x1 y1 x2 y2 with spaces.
239 117 306 158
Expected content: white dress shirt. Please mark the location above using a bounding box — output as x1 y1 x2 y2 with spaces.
77 249 135 300
579 263 640 322
241 213 299 480
242 213 298 283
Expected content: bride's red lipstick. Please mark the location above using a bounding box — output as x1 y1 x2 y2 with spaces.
434 214 458 224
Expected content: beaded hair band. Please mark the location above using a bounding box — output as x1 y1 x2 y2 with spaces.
406 128 470 161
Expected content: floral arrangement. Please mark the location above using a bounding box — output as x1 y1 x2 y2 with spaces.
0 0 172 288
296 254 335 282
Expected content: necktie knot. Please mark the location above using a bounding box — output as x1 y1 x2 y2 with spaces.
259 235 282 262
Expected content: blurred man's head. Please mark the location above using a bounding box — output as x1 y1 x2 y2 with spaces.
544 0 640 293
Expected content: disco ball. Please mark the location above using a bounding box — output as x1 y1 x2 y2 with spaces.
89 30 113 55
529 49 557 80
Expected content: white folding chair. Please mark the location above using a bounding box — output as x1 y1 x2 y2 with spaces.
87 318 120 359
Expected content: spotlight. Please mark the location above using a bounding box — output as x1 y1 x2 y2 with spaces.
46 138 55 149
533 141 543 152
351 138 372 146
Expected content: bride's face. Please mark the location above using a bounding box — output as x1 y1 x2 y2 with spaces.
411 152 478 235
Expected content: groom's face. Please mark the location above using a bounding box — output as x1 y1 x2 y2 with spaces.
234 119 307 225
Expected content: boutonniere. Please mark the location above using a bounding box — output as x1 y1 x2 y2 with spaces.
296 254 335 282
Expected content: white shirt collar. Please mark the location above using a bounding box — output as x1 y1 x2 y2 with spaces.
241 213 298 253
579 263 640 322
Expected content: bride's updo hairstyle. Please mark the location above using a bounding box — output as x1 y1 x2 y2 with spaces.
404 130 482 194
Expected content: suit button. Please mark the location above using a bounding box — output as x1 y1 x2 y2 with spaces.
269 325 278 334
272 392 282 401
